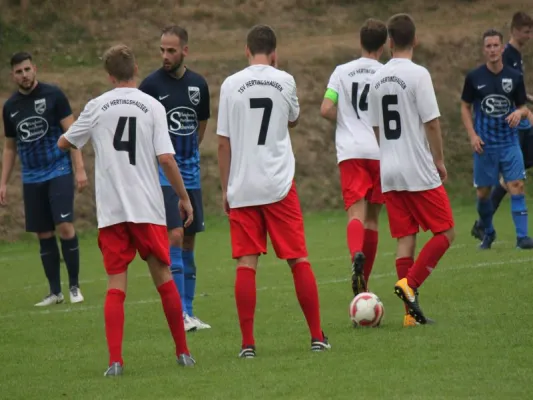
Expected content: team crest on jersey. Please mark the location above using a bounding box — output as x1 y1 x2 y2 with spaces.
502 78 513 93
188 86 200 105
34 98 46 115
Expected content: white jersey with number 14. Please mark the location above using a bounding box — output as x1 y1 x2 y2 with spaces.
63 87 175 228
368 58 442 193
217 64 300 208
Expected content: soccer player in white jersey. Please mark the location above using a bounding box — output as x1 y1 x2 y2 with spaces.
57 45 196 375
368 14 455 326
217 25 330 358
320 18 388 298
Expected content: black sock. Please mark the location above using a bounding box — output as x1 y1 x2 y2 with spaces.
490 185 508 214
39 237 61 295
60 235 80 288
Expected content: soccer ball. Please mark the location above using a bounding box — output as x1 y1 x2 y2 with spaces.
349 292 384 327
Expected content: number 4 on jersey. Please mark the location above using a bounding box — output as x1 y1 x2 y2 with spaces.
114 116 137 165
351 82 369 119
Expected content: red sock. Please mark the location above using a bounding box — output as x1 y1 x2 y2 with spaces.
362 229 378 284
157 280 189 356
235 267 257 348
104 289 126 366
407 234 450 289
347 218 365 259
395 257 414 313
292 261 323 340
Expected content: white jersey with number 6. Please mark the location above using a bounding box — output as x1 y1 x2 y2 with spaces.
63 87 175 228
327 57 383 162
368 58 442 193
217 64 300 208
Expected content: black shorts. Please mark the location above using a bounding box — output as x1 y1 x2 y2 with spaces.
519 127 533 169
23 173 75 233
162 186 205 235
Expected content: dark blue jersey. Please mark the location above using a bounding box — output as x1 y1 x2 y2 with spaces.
461 64 527 148
503 43 531 129
139 68 210 189
2 82 73 183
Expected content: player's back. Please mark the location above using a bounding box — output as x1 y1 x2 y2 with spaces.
369 58 441 192
219 65 299 207
332 57 383 161
88 87 169 227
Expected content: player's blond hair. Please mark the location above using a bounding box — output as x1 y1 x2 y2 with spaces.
102 44 136 82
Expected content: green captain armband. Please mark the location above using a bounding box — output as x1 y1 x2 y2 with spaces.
324 88 338 105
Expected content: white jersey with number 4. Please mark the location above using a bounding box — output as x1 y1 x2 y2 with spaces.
327 57 383 162
368 58 442 192
63 87 175 228
217 64 299 208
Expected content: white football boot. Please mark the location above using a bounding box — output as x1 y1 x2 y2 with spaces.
190 316 211 330
183 312 197 332
69 286 84 303
35 293 64 307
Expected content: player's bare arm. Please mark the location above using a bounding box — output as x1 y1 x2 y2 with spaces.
505 105 530 128
60 114 88 192
0 137 17 206
527 94 533 104
372 127 380 145
461 101 484 154
158 153 194 227
217 135 231 215
320 98 337 122
288 117 299 129
198 120 208 145
423 118 447 182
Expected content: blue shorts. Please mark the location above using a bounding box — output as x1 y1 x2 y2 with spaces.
162 186 205 235
23 173 75 233
473 144 526 188
519 128 533 169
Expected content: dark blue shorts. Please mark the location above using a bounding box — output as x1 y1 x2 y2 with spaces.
519 128 533 169
473 144 526 188
162 186 205 235
23 173 75 233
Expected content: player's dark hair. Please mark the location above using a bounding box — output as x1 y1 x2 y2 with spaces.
102 44 136 82
360 18 388 53
482 29 503 43
161 25 188 45
387 13 416 50
10 51 32 67
511 11 533 30
246 25 277 56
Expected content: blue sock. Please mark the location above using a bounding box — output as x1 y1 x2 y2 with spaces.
182 250 196 317
170 246 187 314
511 194 529 239
477 198 495 235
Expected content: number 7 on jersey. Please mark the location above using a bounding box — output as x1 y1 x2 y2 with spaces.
250 98 273 145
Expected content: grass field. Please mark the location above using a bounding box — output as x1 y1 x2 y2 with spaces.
1 201 532 399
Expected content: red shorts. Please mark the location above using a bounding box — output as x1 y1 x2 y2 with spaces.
98 222 170 275
228 182 308 260
339 159 384 210
384 185 454 238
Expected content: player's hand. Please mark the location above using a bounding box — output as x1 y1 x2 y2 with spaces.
505 110 522 128
178 198 194 228
222 192 230 216
75 169 88 193
470 135 484 154
0 185 7 206
435 161 448 183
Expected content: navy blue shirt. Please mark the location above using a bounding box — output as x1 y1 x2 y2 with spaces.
2 82 73 183
502 42 531 129
139 68 210 189
461 65 527 148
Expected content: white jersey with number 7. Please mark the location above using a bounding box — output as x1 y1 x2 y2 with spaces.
368 58 442 193
217 64 300 208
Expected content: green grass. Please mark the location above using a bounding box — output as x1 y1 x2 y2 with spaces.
0 201 532 399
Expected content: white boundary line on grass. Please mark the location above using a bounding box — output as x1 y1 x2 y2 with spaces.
0 255 530 320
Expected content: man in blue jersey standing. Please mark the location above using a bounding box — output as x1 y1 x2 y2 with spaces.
461 29 533 250
0 52 88 305
471 12 533 241
139 25 211 331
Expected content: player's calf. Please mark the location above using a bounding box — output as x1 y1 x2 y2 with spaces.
507 180 533 249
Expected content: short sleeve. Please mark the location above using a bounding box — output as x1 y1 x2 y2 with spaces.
216 80 230 137
63 99 98 149
286 76 300 123
54 88 73 120
152 100 175 156
461 72 476 104
513 75 527 107
198 80 211 121
326 67 341 94
2 104 16 138
416 68 441 123
368 81 379 127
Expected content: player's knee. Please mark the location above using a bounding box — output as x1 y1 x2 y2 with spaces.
168 228 184 247
237 255 259 270
396 235 416 259
347 200 366 222
37 231 55 240
442 227 456 244
506 180 524 195
57 222 75 240
364 203 382 230
287 257 308 268
107 272 127 292
476 187 492 199
182 234 195 251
